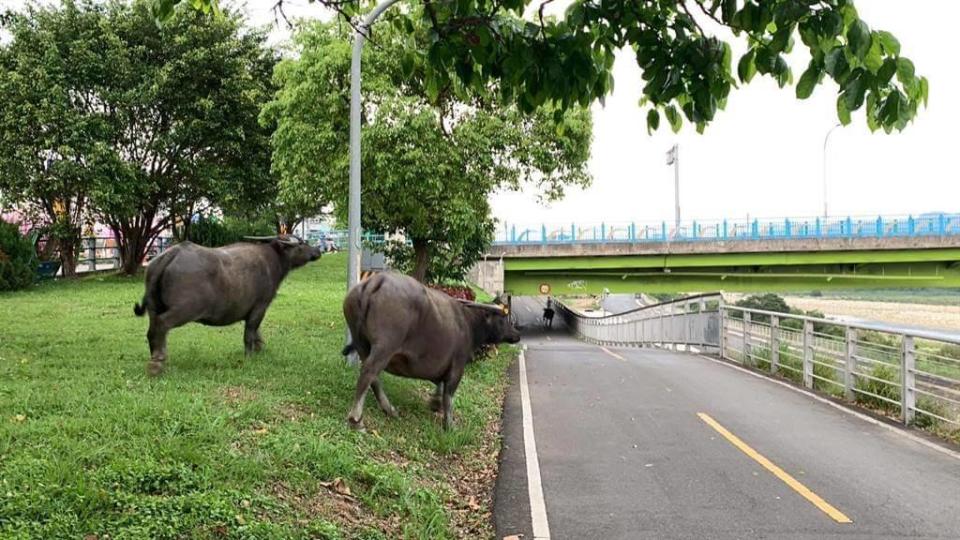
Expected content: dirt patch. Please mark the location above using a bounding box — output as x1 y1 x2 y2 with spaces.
277 402 313 422
219 386 257 405
270 480 402 537
782 297 960 332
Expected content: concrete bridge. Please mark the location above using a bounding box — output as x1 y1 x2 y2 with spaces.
474 213 960 295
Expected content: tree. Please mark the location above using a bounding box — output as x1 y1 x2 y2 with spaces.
158 0 928 134
262 20 592 282
0 1 106 276
1 0 279 275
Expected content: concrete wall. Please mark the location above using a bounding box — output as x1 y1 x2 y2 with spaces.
487 235 960 259
467 258 505 297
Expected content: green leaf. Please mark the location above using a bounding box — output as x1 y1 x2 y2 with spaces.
920 76 930 107
665 105 682 133
646 109 660 135
401 53 415 79
876 31 901 56
796 63 821 100
864 38 883 73
842 70 868 111
737 50 757 83
896 57 915 84
824 47 848 79
721 0 737 24
847 20 871 60
877 58 897 85
866 91 879 132
837 96 852 126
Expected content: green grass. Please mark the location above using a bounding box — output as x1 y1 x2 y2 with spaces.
0 254 515 539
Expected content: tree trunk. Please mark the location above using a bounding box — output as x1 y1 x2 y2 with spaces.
59 238 78 278
116 224 152 276
411 239 430 283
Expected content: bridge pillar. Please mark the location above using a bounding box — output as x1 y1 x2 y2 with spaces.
468 259 504 297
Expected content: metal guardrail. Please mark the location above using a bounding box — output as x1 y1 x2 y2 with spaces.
495 212 960 245
720 305 960 429
558 294 960 431
35 236 175 276
557 293 722 351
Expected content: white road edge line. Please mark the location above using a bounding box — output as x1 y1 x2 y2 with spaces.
696 354 960 463
519 347 551 539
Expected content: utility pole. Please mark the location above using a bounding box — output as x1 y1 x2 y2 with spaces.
822 124 841 218
347 0 402 292
666 144 680 236
345 0 401 356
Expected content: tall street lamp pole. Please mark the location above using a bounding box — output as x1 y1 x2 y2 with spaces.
666 144 680 236
347 0 402 291
822 123 841 218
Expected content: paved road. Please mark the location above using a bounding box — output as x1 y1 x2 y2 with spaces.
495 296 960 540
601 293 646 315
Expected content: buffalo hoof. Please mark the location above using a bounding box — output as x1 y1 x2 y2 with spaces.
147 360 165 376
253 340 264 353
384 406 399 418
428 397 442 412
347 417 366 432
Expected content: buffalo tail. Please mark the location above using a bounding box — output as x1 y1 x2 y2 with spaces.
133 246 178 317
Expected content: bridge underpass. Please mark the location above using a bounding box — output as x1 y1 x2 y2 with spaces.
476 236 960 295
494 296 960 539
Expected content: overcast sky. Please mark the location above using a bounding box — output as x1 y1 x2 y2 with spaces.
7 1 956 228
220 0 960 228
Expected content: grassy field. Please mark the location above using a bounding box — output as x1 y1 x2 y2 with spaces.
0 254 515 539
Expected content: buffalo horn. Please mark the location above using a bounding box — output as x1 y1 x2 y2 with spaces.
243 235 277 242
457 299 509 314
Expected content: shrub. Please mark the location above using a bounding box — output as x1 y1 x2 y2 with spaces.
855 363 901 413
428 284 476 301
186 215 276 247
733 293 791 322
0 220 37 291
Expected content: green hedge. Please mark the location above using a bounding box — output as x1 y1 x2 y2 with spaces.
0 220 37 291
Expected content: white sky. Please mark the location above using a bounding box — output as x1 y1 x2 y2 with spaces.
243 0 960 227
6 0 957 227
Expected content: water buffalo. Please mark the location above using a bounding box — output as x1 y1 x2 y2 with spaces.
341 272 521 430
133 235 321 375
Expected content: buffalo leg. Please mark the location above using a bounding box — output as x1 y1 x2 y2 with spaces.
370 378 398 418
442 371 464 431
146 307 193 375
146 315 168 376
347 349 389 430
429 382 444 412
244 305 268 355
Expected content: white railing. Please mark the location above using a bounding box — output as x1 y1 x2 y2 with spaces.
558 295 960 431
720 305 960 428
557 293 722 352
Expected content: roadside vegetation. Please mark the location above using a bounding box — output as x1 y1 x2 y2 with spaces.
0 254 515 539
794 288 960 306
730 293 960 445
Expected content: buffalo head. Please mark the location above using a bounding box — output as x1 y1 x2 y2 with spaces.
245 235 322 268
462 301 522 345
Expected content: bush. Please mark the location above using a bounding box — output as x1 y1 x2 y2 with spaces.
855 363 901 413
734 293 791 322
186 215 276 247
0 220 37 291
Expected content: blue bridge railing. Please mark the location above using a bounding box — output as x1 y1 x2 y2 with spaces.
493 213 960 245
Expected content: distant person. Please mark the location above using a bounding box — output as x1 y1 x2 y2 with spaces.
543 297 555 328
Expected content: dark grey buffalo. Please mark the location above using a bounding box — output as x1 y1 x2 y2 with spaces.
341 272 521 430
134 235 321 375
